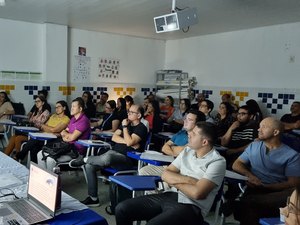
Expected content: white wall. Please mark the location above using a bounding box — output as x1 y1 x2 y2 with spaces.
0 19 43 73
43 23 68 82
69 29 165 85
165 22 300 89
0 18 166 112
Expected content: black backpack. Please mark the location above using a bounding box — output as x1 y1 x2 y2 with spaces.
41 140 73 160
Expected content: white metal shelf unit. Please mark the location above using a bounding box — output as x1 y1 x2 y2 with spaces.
156 70 189 100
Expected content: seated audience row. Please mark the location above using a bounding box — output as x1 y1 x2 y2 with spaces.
2 89 300 225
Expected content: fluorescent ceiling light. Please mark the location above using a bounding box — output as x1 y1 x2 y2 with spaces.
0 0 5 6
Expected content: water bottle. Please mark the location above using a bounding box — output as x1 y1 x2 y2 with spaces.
53 166 61 210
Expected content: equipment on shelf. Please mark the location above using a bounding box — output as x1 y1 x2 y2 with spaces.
155 70 197 101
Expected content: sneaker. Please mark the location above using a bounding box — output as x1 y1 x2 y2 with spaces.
81 196 100 207
69 156 85 168
105 205 114 215
221 200 233 217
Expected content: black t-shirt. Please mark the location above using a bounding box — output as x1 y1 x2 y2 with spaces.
114 122 148 155
97 112 118 131
116 109 128 122
84 102 96 119
281 114 300 123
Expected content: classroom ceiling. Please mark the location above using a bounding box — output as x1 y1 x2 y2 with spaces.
1 0 300 40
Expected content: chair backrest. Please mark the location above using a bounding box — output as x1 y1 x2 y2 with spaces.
12 102 25 115
0 115 13 146
209 181 225 225
145 132 152 150
281 132 300 153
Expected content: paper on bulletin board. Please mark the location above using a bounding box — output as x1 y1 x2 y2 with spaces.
98 57 120 80
73 55 91 82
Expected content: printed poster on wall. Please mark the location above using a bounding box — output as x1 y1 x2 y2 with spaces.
98 57 120 80
73 55 91 82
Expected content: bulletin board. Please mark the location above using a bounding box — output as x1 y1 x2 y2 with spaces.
98 57 120 80
73 55 91 82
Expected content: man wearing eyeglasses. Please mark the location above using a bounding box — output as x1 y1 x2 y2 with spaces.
220 105 259 169
232 117 300 225
69 104 148 206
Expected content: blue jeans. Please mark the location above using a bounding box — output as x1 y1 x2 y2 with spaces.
115 192 203 225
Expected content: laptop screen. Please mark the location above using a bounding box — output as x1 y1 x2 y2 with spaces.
28 163 58 213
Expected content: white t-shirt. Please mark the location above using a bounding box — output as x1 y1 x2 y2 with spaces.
171 147 226 216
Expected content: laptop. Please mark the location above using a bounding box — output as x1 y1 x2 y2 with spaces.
0 162 59 225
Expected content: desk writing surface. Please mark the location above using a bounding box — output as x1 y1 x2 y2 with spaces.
48 209 108 225
225 170 248 181
109 175 160 191
292 129 300 136
92 131 114 137
13 126 39 132
127 151 172 166
0 119 16 125
76 139 111 147
12 115 28 119
157 132 174 138
214 145 228 152
29 132 57 140
140 151 174 163
259 217 283 225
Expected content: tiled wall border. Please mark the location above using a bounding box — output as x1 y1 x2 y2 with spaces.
1 80 299 119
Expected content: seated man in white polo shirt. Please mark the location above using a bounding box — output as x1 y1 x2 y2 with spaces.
115 122 226 225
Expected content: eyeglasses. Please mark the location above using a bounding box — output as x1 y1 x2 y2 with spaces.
237 112 248 116
128 111 139 115
285 196 300 218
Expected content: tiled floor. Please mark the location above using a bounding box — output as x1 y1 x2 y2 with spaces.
61 170 239 225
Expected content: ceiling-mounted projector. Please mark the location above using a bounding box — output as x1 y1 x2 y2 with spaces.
154 7 198 33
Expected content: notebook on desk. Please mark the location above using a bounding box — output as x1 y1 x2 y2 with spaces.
0 162 58 225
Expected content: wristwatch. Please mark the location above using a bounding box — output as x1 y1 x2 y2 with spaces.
122 125 128 128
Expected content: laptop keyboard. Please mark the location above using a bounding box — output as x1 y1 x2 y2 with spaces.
7 219 20 225
8 200 47 224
